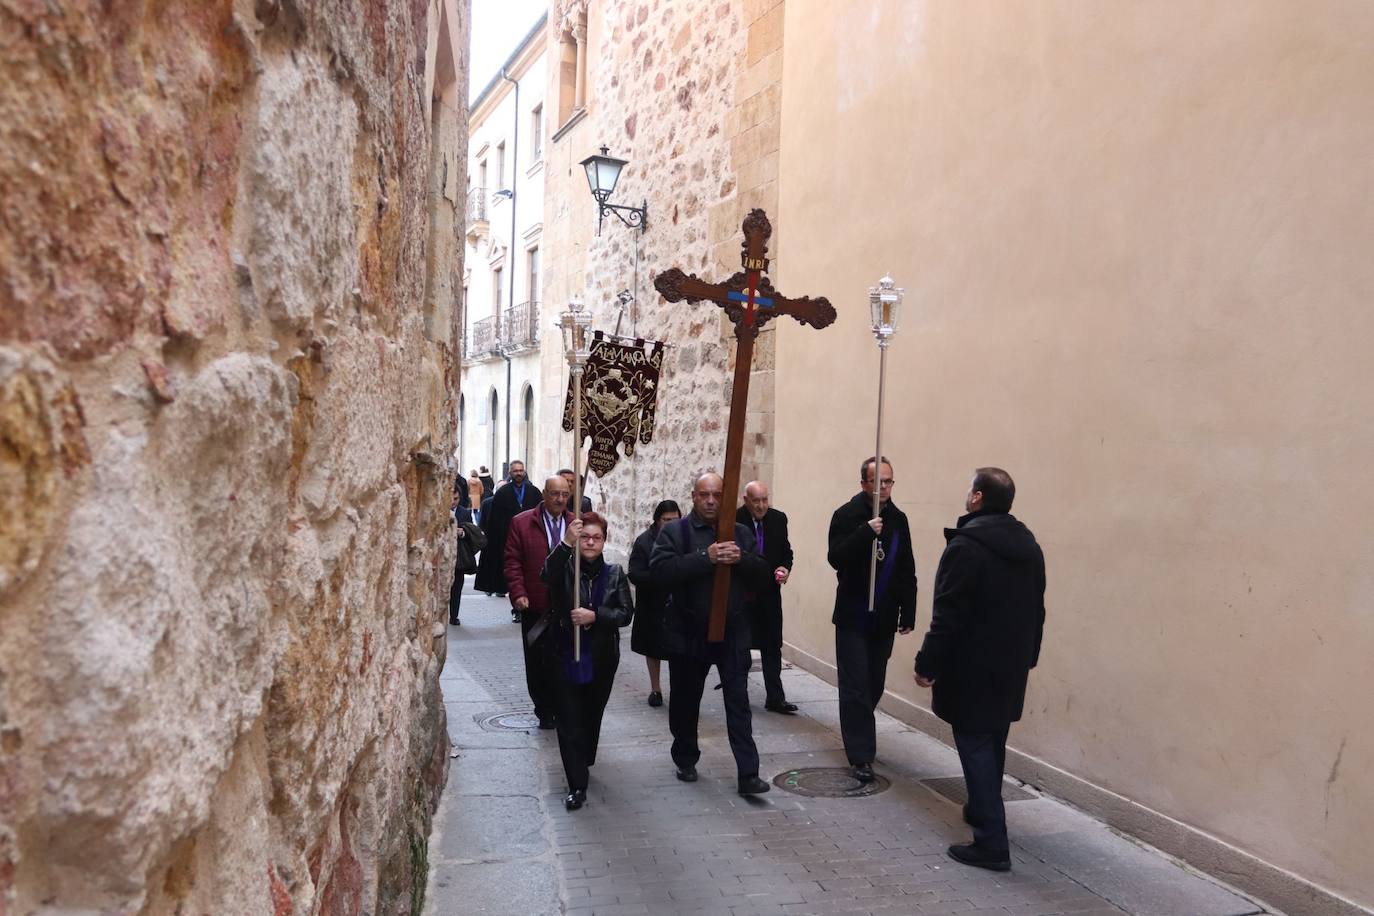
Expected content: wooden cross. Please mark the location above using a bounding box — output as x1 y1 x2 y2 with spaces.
654 209 837 642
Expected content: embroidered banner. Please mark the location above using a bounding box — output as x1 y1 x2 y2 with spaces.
562 333 666 476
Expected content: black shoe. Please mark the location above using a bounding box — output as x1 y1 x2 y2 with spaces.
449 616 461 626
851 762 875 783
737 775 771 796
675 765 698 782
647 691 663 708
947 843 1010 872
764 700 798 714
537 717 556 730
564 789 586 811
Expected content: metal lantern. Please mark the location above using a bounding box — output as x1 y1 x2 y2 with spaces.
560 296 593 368
868 275 904 344
579 146 627 203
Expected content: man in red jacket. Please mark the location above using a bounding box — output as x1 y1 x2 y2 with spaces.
504 475 574 728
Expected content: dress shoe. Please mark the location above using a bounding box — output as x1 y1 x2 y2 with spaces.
851 762 875 783
564 789 586 811
675 765 698 782
946 843 1010 872
737 775 771 796
647 691 663 708
449 616 461 626
764 700 798 714
537 716 556 730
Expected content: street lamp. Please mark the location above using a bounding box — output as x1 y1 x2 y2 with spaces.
560 295 594 662
579 145 648 233
865 275 904 614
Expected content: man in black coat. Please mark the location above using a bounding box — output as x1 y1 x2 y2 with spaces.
827 456 917 783
650 472 772 796
915 467 1046 872
473 460 542 610
736 481 796 713
449 479 487 626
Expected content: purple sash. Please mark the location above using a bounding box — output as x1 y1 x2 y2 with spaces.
561 563 609 685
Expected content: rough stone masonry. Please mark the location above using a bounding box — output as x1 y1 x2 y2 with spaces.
0 1 466 913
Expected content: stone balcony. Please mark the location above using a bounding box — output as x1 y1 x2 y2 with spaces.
503 301 540 353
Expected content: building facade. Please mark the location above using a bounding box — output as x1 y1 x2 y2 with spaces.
461 16 548 481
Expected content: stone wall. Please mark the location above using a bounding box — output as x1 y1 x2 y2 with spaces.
0 1 466 913
540 0 788 547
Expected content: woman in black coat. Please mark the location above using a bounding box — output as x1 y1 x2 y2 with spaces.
627 500 681 708
541 511 634 811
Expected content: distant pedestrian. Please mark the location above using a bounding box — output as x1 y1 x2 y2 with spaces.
628 499 682 707
478 466 495 499
736 481 797 713
474 460 540 601
542 512 634 810
559 467 594 513
827 456 917 784
915 468 1045 872
449 479 487 626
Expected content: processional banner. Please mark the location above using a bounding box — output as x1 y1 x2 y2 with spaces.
562 332 665 476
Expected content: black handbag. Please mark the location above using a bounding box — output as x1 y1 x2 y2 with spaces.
454 521 487 573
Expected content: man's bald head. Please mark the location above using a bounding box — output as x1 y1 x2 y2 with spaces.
542 475 570 514
742 480 770 521
691 473 725 521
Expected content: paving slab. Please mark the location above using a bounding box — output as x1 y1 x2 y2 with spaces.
425 584 1270 916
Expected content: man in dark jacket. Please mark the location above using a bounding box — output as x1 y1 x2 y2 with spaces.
736 481 796 713
650 472 772 795
915 467 1046 872
474 460 541 607
827 456 917 783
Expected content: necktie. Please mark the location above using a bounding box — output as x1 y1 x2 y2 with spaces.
754 520 764 554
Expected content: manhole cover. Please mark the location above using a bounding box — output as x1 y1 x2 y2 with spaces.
475 711 541 732
919 776 1036 805
771 767 891 798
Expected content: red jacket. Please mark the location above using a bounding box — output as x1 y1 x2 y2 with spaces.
503 506 575 614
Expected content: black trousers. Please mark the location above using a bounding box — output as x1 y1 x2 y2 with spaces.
834 626 895 766
667 647 759 777
448 570 465 622
549 654 618 792
954 724 1012 852
520 612 556 721
759 643 786 705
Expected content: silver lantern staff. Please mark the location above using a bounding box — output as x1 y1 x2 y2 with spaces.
866 276 904 613
560 296 593 661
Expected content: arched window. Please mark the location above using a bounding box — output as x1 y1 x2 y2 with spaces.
458 393 466 472
521 384 535 467
488 388 499 474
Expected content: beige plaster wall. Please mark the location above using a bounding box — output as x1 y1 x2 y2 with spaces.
774 1 1374 909
0 0 468 912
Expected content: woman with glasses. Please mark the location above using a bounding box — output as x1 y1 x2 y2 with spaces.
541 511 634 810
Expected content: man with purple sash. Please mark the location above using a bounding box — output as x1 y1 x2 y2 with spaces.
826 456 918 783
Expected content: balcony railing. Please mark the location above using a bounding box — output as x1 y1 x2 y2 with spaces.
468 316 500 360
466 187 488 226
504 301 540 352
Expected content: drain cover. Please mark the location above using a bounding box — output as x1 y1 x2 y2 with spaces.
772 767 891 798
919 776 1036 805
475 711 542 732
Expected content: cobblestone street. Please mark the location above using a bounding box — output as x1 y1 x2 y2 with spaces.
425 585 1268 916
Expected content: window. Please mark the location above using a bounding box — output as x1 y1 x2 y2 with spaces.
478 158 487 193
556 17 587 129
522 385 535 464
526 247 540 304
495 142 506 190
492 267 504 318
530 105 544 162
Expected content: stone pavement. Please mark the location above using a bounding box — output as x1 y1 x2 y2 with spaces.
425 584 1270 916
